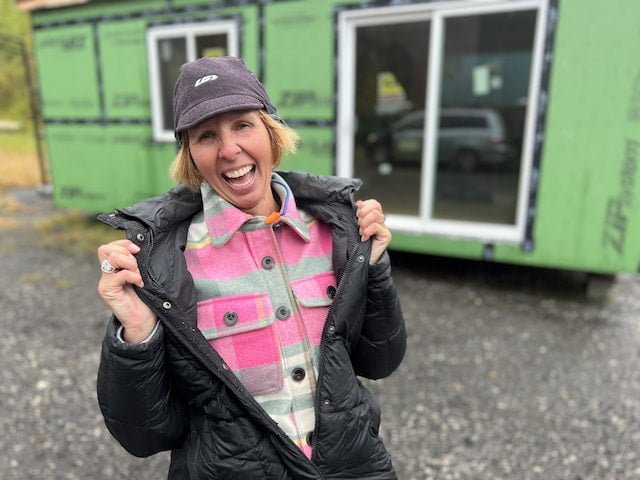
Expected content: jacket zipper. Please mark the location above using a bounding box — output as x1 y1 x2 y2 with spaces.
142 228 162 288
310 241 361 463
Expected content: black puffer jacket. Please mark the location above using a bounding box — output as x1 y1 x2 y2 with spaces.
97 172 406 479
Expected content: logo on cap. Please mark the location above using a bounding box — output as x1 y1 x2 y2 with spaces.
194 74 218 87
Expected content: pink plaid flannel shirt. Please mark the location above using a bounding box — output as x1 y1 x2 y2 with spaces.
184 174 336 459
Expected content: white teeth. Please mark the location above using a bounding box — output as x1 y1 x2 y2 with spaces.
224 165 253 179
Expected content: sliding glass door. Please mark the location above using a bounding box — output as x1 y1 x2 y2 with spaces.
352 18 430 216
338 0 548 243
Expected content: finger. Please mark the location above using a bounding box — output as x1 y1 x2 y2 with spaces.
99 268 145 294
97 240 140 261
360 218 392 243
98 241 141 274
106 251 141 275
121 269 144 289
357 208 384 233
356 200 385 226
100 250 140 276
356 199 381 217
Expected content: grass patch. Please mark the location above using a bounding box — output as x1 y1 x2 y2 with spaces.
0 130 37 155
0 194 27 214
21 272 44 283
0 149 44 190
35 209 124 255
0 217 19 230
0 194 28 230
0 129 47 190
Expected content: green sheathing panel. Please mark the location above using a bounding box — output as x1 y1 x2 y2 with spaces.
35 2 260 213
264 1 334 120
172 0 228 6
36 5 260 121
34 25 100 119
31 0 169 26
151 143 178 194
279 127 333 175
46 124 165 211
223 6 259 69
99 19 150 119
494 0 640 274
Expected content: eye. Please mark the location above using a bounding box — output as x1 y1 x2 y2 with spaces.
198 131 216 142
235 121 252 131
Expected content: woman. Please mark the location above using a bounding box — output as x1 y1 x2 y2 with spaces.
96 56 406 479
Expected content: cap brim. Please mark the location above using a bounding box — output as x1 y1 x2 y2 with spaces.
175 95 265 133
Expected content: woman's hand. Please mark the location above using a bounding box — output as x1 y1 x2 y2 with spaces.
356 199 392 264
97 239 157 343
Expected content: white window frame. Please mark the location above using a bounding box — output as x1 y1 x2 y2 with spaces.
337 0 549 244
147 21 239 142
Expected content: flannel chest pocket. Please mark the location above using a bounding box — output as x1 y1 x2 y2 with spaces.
290 271 337 345
196 292 283 396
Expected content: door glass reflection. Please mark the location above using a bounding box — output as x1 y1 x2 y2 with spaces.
196 34 228 59
433 10 537 225
353 21 430 216
158 37 187 132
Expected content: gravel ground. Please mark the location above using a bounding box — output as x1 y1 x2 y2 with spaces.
1 188 639 479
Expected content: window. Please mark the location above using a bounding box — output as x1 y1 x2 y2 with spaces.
432 9 538 226
338 0 549 243
147 21 239 142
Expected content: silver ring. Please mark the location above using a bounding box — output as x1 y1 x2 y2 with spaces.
100 259 117 274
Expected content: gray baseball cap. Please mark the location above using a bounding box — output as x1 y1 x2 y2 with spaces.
172 56 277 135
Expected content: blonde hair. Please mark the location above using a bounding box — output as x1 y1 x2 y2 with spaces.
170 110 299 191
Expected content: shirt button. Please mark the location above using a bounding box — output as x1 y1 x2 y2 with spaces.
322 398 331 408
326 285 337 299
357 254 365 263
223 311 238 326
291 367 306 382
328 325 336 335
262 256 275 270
276 306 290 320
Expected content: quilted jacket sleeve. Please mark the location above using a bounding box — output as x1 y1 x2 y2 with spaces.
351 251 407 380
97 317 187 457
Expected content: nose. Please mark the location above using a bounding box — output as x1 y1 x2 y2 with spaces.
217 133 241 160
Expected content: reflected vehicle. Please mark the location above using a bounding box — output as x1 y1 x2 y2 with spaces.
366 108 517 171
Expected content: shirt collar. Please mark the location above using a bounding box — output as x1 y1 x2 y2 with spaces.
201 172 311 247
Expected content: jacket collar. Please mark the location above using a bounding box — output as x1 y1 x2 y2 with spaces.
105 171 362 235
201 172 311 246
277 171 362 211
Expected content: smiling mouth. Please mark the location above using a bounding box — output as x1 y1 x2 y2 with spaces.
223 165 255 186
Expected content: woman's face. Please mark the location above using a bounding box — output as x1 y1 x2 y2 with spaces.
188 110 277 217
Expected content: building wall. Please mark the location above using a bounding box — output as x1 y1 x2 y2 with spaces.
494 0 640 272
29 0 640 273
